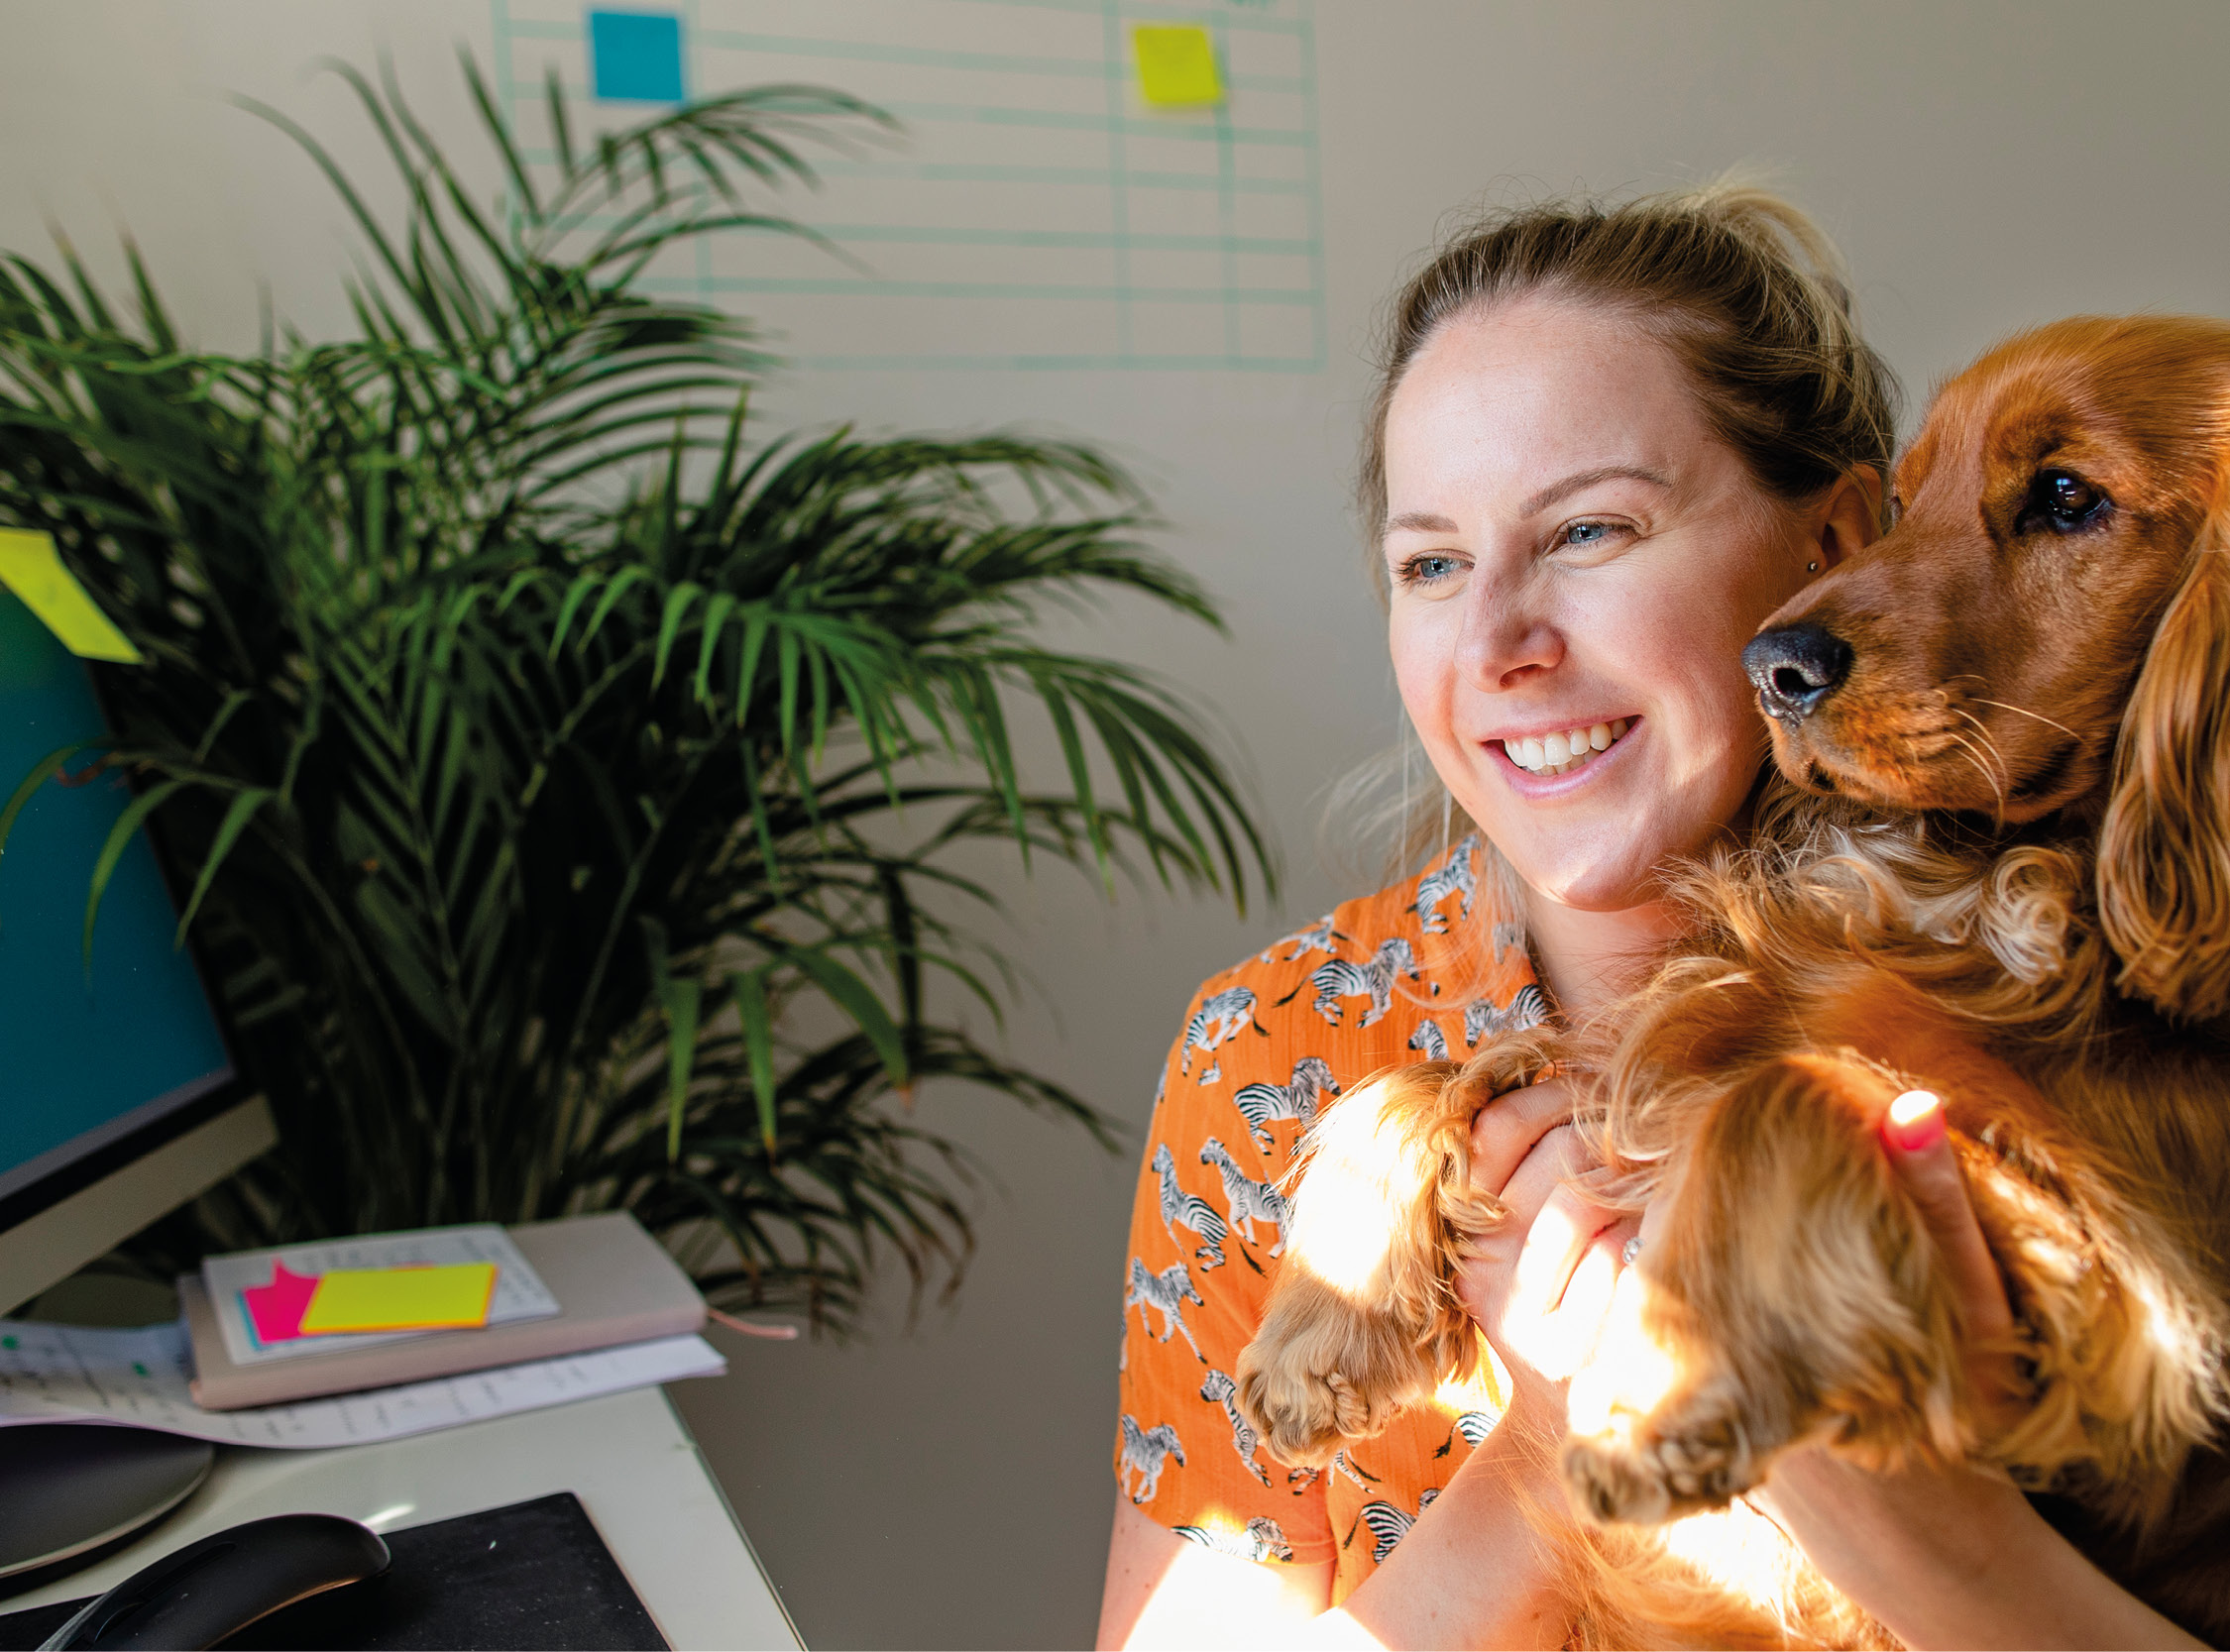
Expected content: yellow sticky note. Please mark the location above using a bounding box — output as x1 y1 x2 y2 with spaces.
1133 25 1223 107
0 529 142 664
298 1262 498 1334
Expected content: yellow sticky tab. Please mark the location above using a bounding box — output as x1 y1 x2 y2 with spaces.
1133 25 1223 107
298 1262 498 1334
0 529 142 664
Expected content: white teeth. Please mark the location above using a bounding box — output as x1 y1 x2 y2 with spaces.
1503 717 1634 776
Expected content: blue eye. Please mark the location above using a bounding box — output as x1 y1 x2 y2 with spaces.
1562 521 1609 546
1399 553 1460 585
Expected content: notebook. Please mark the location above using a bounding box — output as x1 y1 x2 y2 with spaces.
181 1213 705 1410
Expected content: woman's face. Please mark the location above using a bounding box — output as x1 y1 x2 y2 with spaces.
1383 295 1840 913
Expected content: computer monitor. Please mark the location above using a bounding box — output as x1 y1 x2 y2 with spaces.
0 577 278 1586
0 579 274 1319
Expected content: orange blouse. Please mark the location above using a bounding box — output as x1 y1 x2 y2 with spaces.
1113 834 1547 1602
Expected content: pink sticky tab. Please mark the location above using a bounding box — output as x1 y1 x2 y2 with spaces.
242 1261 321 1344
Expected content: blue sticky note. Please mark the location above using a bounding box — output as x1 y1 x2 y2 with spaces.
589 10 685 103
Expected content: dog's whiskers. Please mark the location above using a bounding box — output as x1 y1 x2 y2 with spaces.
1969 697 2081 740
1951 707 2014 765
1941 676 2083 742
1946 728 2009 821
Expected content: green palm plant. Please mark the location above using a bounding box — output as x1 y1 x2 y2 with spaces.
0 58 1273 1325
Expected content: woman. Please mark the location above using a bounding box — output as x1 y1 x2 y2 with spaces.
1097 185 2202 1648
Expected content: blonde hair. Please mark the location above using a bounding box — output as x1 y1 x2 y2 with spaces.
1361 179 1899 551
1341 180 1902 886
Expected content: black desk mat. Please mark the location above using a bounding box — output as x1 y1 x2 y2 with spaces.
0 1491 667 1651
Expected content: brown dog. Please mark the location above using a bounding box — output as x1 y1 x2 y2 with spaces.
1237 315 2230 1645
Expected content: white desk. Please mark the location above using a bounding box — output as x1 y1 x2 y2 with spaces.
9 1383 802 1650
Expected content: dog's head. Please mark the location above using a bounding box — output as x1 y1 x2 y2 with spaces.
1740 315 2230 1017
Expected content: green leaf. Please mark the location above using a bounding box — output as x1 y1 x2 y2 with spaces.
651 580 704 687
82 779 187 973
787 945 909 1098
728 966 779 1158
0 741 100 857
548 572 603 659
578 564 651 651
734 604 771 724
659 971 702 1163
691 590 736 704
174 787 276 946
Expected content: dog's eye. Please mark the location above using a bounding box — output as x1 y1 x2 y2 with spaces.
2017 469 2111 536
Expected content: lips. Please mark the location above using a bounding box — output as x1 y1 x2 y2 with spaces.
1499 718 1632 778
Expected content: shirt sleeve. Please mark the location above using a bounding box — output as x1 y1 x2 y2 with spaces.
1112 966 1334 1568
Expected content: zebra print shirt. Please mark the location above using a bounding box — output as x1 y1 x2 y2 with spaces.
1114 836 1544 1602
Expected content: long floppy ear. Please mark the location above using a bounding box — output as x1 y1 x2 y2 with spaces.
2098 501 2230 1020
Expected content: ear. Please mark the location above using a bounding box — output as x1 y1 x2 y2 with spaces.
1808 464 1885 574
2097 501 2230 1020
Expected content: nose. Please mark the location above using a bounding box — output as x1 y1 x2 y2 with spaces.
1742 622 1853 722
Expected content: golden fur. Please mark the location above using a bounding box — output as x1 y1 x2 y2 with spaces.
1237 315 2230 1645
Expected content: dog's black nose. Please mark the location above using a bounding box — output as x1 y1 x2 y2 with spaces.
1742 623 1853 722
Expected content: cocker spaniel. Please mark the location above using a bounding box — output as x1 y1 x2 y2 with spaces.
1237 315 2230 1646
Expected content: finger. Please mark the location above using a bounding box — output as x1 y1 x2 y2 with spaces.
1883 1090 2015 1343
1556 1219 1634 1325
1508 1181 1618 1323
1469 1077 1574 1198
1494 1122 1595 1230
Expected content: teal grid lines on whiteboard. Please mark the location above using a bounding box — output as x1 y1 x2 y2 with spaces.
487 0 1326 373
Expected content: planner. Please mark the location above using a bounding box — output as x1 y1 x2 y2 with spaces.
181 1212 706 1409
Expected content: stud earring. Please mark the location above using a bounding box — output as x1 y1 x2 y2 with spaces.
1807 560 1820 573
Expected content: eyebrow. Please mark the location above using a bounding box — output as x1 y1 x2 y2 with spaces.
1519 464 1671 517
1380 465 1672 540
1382 509 1458 535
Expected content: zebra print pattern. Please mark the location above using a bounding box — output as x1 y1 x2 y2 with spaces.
1119 1412 1186 1503
1407 1018 1448 1060
1413 835 1479 934
1199 1138 1291 1256
1256 913 1347 964
1329 1448 1379 1489
1492 920 1524 962
1153 1143 1227 1269
1351 1488 1440 1563
1463 982 1549 1047
1230 1055 1339 1154
1179 985 1267 1084
1125 1257 1206 1361
1171 1516 1294 1563
1290 936 1422 1029
1434 1409 1498 1458
1199 1368 1274 1487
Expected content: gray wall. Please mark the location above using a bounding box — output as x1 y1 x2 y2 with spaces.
6 3 2230 1645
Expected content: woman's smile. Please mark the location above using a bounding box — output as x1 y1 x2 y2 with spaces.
1492 716 1636 782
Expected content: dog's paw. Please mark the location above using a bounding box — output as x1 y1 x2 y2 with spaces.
1233 1342 1410 1470
1561 1396 1759 1527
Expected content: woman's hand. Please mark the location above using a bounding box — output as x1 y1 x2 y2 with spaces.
1754 1090 2202 1651
1337 1076 1638 1650
1453 1077 1638 1436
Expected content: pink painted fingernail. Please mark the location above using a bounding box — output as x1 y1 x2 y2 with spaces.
1884 1089 1947 1154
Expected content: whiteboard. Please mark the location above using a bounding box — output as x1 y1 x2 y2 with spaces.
491 0 1327 373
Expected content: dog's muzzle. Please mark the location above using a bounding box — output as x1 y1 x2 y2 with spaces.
1743 622 1853 723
